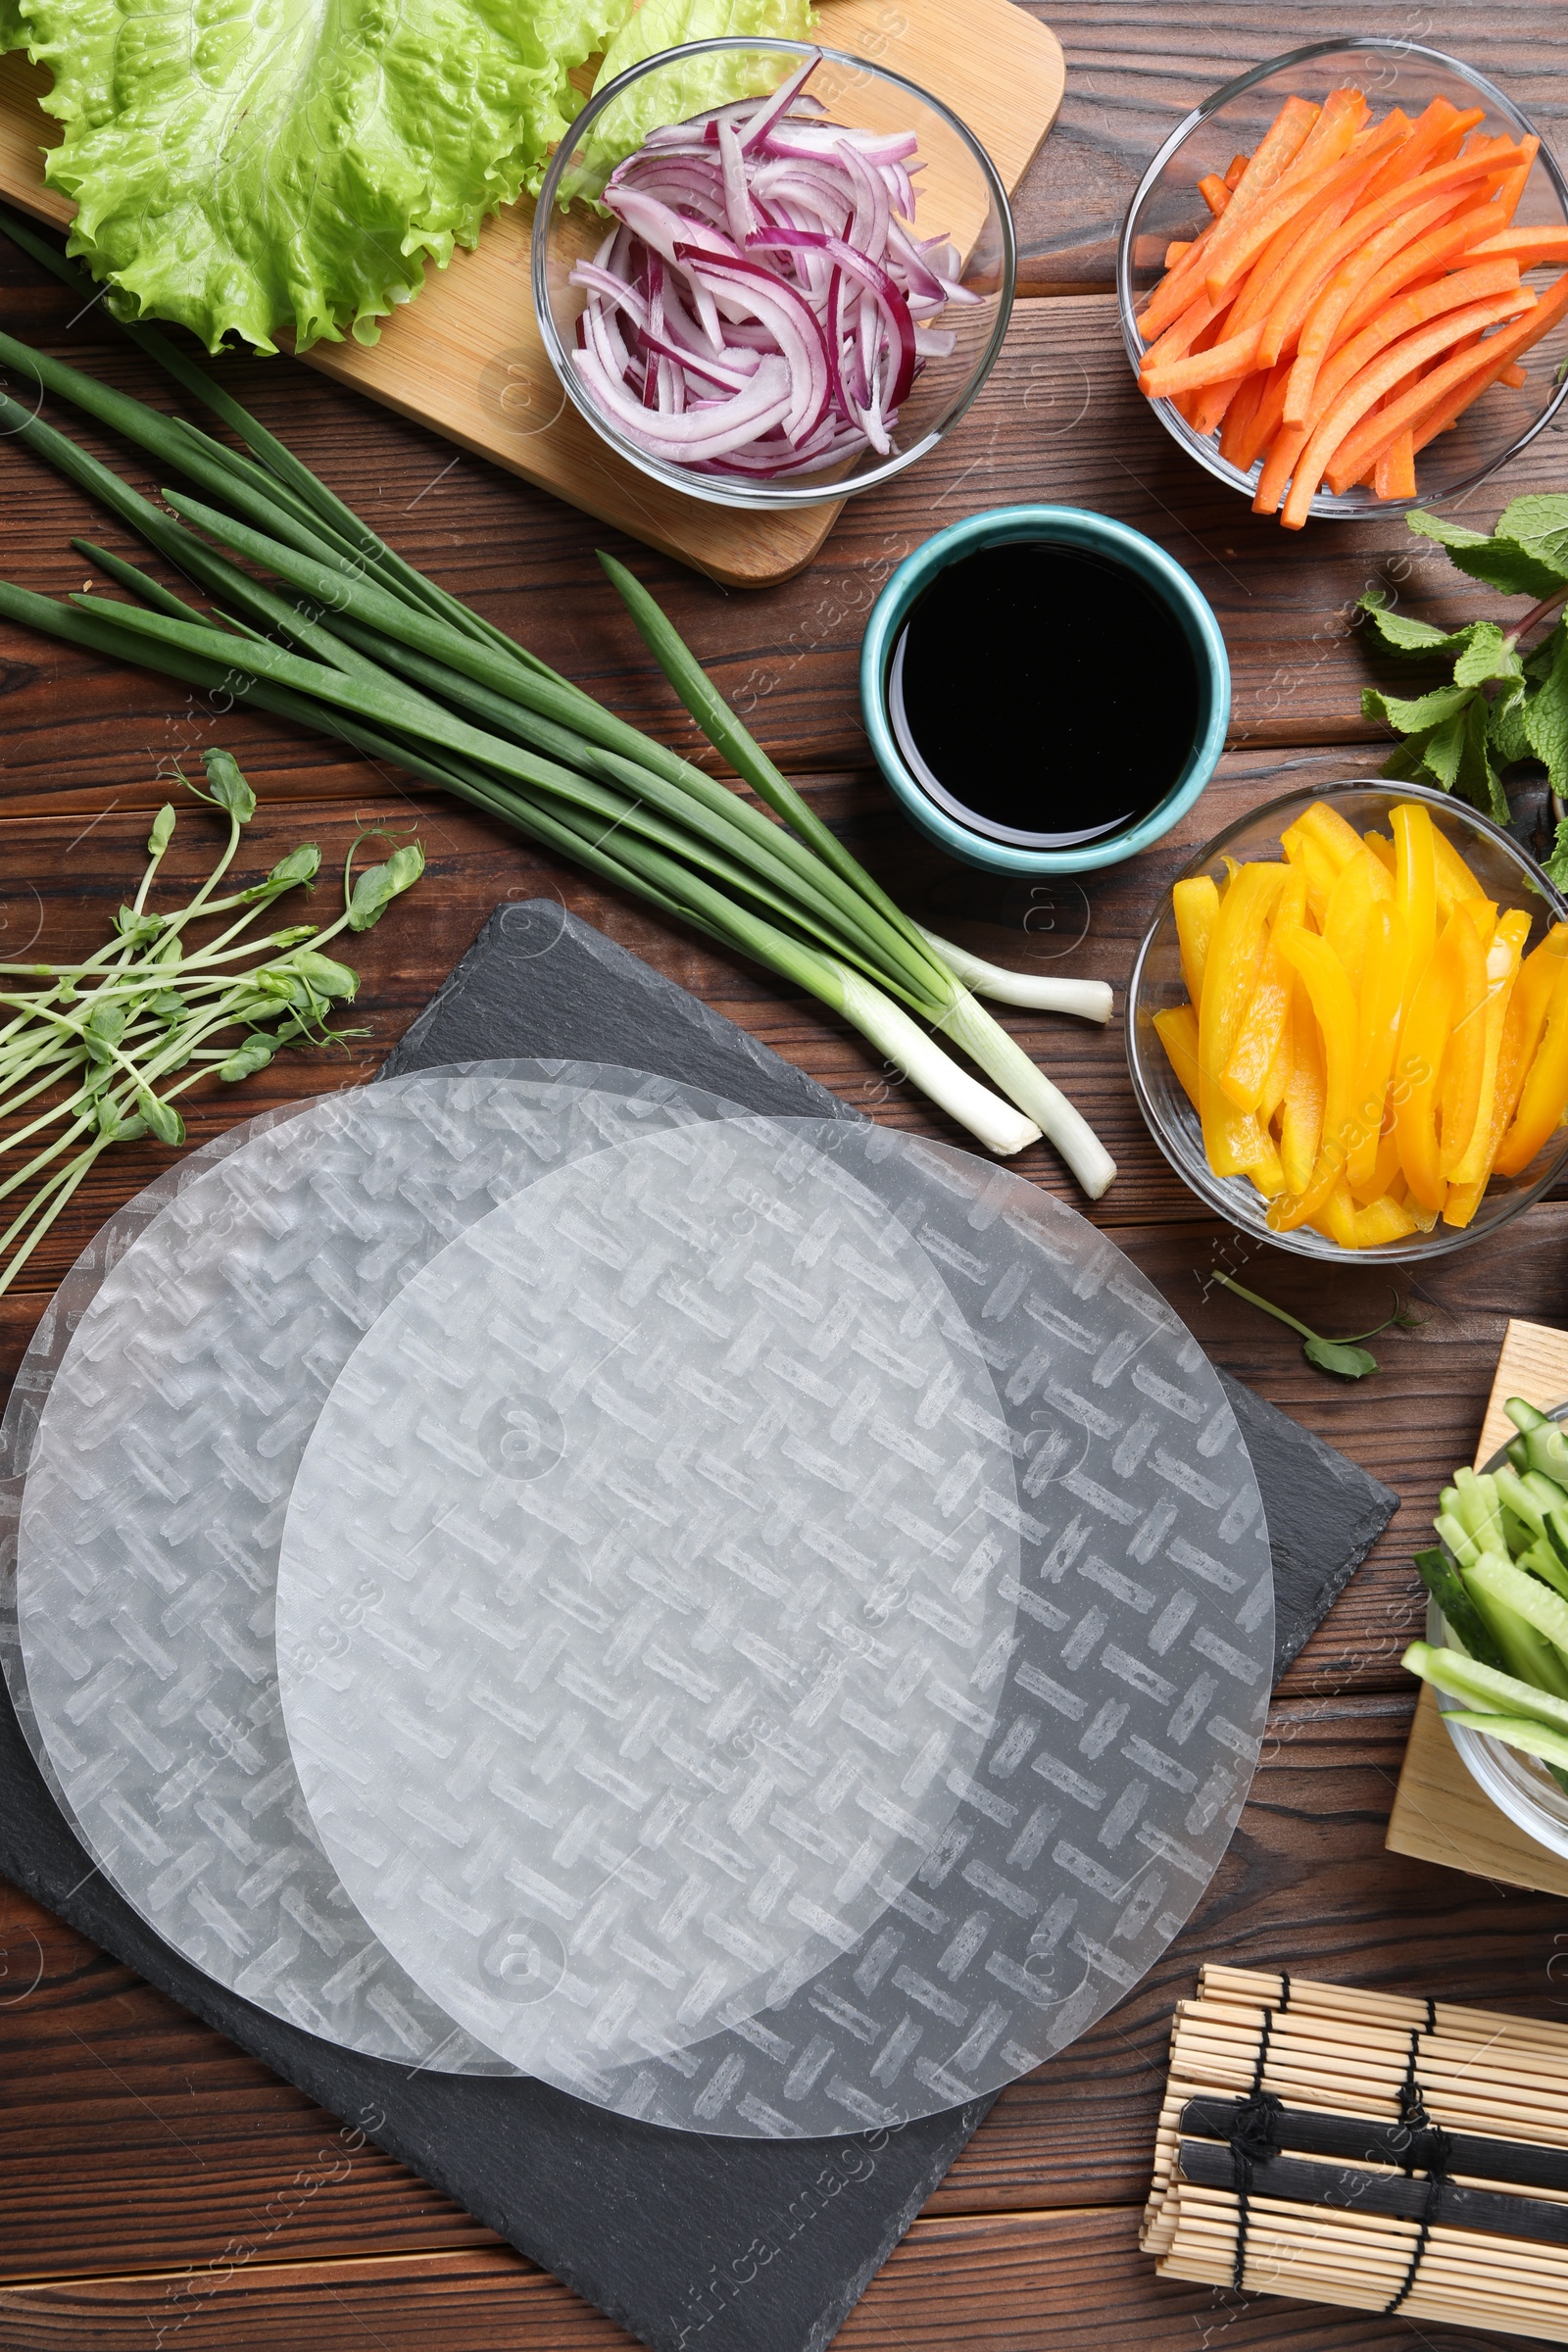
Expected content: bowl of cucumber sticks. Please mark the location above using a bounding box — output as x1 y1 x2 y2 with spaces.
1405 1396 1568 1857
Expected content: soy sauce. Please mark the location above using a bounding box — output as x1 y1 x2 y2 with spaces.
887 541 1201 849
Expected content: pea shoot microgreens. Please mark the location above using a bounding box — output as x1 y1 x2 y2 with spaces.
0 745 422 1298
1208 1268 1421 1380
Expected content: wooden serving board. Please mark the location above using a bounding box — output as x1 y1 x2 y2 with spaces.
0 0 1063 589
1386 1314 1568 1897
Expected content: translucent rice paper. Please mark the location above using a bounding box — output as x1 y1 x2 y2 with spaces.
277 1119 1272 2135
3 1063 751 2068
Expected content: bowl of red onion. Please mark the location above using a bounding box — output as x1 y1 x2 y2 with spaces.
531 38 1016 508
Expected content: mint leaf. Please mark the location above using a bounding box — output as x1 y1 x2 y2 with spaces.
1408 509 1566 600
1490 678 1534 768
1458 691 1509 823
1453 621 1525 691
1302 1338 1380 1379
1524 625 1568 801
1421 710 1466 791
1494 495 1568 586
1362 681 1476 733
1356 590 1478 659
1546 818 1568 892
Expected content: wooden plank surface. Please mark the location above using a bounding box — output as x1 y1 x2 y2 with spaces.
5 8 1568 2349
0 0 1065 590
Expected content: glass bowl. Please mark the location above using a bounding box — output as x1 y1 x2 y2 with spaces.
1116 37 1568 520
1125 778 1568 1262
531 36 1015 512
1430 1402 1568 1861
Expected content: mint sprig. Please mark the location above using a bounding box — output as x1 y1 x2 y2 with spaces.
1358 498 1568 882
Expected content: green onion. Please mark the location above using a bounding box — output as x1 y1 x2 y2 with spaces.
0 242 1115 1185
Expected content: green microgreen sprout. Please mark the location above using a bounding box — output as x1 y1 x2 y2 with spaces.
0 747 423 1298
1207 1269 1422 1380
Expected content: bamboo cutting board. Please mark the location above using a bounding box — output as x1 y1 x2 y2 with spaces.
0 1 1064 588
1386 1315 1568 1897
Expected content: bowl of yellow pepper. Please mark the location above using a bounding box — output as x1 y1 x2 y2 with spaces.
1126 779 1568 1258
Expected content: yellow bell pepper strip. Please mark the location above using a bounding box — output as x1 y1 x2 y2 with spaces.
1349 1191 1424 1248
1431 822 1486 918
1154 1003 1202 1114
1220 871 1306 1112
1172 875 1220 1008
1350 1122 1403 1206
1324 843 1393 995
1277 987 1326 1197
1258 1009 1294 1126
1245 1130 1288 1200
1393 902 1470 1214
1446 906 1531 1190
1435 898 1498 1181
1280 820 1340 927
1492 922 1568 1142
1391 800 1438 993
1362 830 1396 876
1276 925 1358 1173
1296 797 1366 873
1199 861 1288 1177
1346 900 1408 1196
1494 941 1568 1176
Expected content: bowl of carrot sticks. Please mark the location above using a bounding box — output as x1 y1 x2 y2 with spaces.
1117 38 1568 526
1125 780 1568 1258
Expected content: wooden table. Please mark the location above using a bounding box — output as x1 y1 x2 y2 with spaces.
2 6 1566 2345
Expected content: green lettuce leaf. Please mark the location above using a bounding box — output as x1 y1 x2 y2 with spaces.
581 0 815 181
5 0 636 354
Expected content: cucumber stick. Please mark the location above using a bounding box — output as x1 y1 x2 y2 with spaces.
1465 1554 1568 1700
1442 1712 1568 1772
1402 1639 1568 1733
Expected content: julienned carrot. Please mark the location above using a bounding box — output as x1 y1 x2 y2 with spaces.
1137 84 1561 520
1200 173 1232 216
1356 95 1480 204
1142 322 1262 399
1402 270 1568 459
1250 117 1414 366
1282 287 1537 525
1327 200 1505 355
1201 95 1374 303
1257 270 1518 511
1138 95 1320 336
1374 428 1416 499
1334 292 1564 487
1469 224 1568 266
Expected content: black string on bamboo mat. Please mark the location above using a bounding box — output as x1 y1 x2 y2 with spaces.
1382 2030 1451 2315
1224 2086 1285 2289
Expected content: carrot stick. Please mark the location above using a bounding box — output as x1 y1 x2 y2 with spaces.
1191 371 1249 436
1282 288 1538 524
1331 200 1511 348
1374 428 1416 498
1233 356 1293 470
1201 94 1376 304
1224 153 1250 191
1141 286 1231 371
1356 96 1482 204
1284 190 1504 426
1219 368 1267 466
1498 360 1529 386
1142 322 1265 399
1138 96 1320 336
1253 418 1309 514
1488 135 1539 228
1401 270 1568 456
1468 224 1568 266
1307 255 1523 418
1249 116 1415 367
1164 240 1193 266
1200 173 1232 216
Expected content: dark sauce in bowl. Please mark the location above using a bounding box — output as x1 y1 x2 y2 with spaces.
886 540 1202 849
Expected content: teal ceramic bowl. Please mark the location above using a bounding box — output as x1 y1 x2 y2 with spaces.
858 506 1231 876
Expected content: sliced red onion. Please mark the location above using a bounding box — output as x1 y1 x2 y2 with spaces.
567 51 967 480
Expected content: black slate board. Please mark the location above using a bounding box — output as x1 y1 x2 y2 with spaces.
0 901 1399 2352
